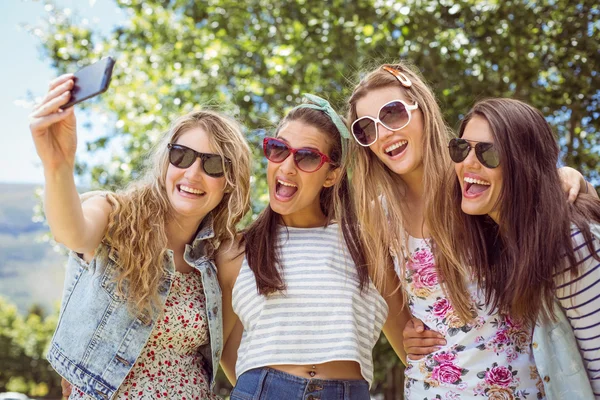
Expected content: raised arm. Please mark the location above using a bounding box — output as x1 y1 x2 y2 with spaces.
29 74 111 254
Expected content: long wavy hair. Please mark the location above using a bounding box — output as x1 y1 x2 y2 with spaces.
433 98 600 325
345 62 470 313
104 110 251 316
242 106 369 295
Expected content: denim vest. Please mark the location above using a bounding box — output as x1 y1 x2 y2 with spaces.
47 216 223 400
532 301 594 400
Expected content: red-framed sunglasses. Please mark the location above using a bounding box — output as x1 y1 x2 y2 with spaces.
263 137 333 173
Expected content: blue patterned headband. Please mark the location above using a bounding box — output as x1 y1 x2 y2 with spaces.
291 93 350 158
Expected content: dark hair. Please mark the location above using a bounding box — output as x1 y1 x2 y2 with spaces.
242 106 369 295
435 98 600 325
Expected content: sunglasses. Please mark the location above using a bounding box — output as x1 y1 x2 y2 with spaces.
263 137 333 173
448 138 500 169
351 99 419 147
167 143 229 177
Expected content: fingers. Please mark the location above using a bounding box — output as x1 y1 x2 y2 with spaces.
403 318 444 340
558 166 582 203
413 318 425 333
404 337 446 348
567 187 578 204
408 353 426 361
29 104 74 135
407 345 441 356
30 90 72 120
404 329 445 339
40 78 74 109
61 378 73 398
49 73 74 91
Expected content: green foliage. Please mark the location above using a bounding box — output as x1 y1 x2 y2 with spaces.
0 297 62 397
26 0 600 192
21 0 600 395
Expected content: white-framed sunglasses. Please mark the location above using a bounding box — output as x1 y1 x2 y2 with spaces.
350 99 419 147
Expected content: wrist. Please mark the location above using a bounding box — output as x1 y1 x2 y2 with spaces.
43 163 76 182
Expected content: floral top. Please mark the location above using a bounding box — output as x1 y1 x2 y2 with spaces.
399 236 545 400
70 269 219 400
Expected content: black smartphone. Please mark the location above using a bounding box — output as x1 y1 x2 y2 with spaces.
61 57 115 109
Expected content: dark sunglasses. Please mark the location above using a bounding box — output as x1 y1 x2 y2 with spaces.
351 99 419 146
448 138 500 169
167 143 229 177
263 137 333 173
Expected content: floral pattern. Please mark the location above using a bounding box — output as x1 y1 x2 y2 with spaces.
399 237 543 400
70 270 219 400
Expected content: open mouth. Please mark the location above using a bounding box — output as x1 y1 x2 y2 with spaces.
178 184 206 197
464 177 490 196
384 140 408 157
275 179 298 199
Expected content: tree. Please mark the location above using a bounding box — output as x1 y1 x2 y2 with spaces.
0 297 61 397
24 0 600 395
28 0 600 190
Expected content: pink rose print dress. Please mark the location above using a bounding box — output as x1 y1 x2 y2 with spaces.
398 236 545 400
70 269 219 400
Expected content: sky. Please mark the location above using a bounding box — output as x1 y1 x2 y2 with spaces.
0 0 123 184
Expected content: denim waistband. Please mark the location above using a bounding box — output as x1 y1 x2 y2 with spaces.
232 367 370 400
262 367 367 386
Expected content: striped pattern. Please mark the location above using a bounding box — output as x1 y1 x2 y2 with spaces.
232 224 388 387
554 224 600 397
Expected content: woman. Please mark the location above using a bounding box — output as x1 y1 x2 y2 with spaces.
217 94 410 400
29 73 251 399
344 62 593 399
432 98 599 398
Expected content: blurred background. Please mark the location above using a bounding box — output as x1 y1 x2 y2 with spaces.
0 0 598 398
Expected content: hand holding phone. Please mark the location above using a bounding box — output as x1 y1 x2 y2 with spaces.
61 56 115 109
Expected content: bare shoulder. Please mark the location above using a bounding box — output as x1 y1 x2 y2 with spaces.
81 191 113 212
216 235 246 289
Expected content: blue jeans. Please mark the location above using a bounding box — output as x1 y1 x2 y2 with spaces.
230 367 371 400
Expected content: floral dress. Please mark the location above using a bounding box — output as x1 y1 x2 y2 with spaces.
70 269 219 400
399 236 545 400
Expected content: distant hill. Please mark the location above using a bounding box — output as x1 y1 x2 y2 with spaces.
0 183 66 314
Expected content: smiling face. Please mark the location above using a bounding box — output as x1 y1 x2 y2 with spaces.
267 120 339 227
165 126 227 223
354 86 425 180
455 115 503 223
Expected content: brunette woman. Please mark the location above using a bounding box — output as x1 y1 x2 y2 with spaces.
217 94 409 400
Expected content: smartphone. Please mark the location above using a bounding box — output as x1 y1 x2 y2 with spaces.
61 57 115 109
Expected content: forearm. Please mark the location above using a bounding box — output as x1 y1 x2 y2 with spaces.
220 320 243 385
383 306 411 366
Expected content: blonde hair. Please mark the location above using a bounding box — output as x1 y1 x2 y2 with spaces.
105 110 251 316
345 61 473 321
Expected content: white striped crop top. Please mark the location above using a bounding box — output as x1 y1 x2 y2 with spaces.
231 223 389 387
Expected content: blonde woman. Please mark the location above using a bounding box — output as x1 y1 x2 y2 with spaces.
343 62 592 399
29 73 251 400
